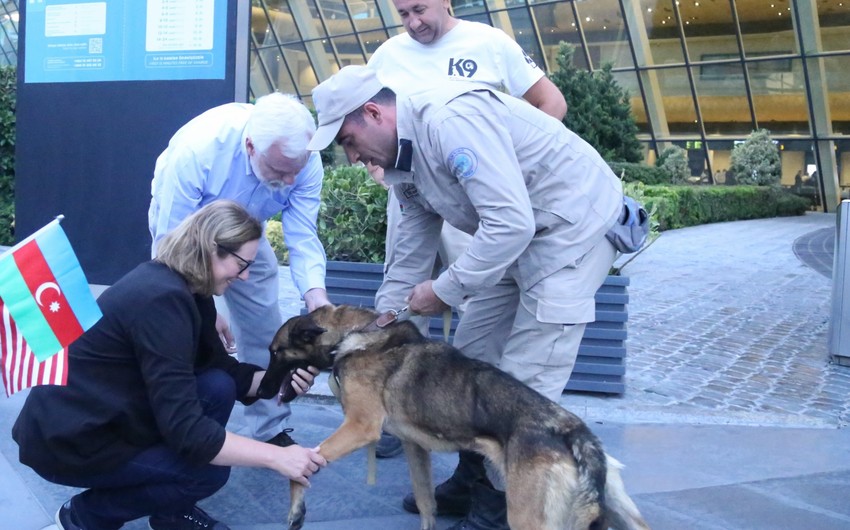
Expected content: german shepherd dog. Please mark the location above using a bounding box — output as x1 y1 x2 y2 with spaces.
257 305 650 530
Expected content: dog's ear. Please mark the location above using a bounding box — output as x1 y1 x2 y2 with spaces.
290 317 327 347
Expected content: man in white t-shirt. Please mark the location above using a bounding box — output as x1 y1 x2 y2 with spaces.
365 1 567 529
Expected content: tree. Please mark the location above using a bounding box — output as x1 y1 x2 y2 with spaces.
730 129 781 186
550 43 642 163
656 145 689 184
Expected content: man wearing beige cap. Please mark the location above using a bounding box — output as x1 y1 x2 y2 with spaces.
308 64 622 530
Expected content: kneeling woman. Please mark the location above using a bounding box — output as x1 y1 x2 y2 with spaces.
13 200 326 530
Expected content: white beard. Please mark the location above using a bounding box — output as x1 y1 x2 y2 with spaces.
250 155 283 190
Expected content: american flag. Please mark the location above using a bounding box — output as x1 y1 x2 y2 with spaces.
0 299 67 397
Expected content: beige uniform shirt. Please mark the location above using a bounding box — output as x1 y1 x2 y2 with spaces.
378 85 622 310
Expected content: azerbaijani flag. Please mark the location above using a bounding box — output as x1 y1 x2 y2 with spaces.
0 217 101 363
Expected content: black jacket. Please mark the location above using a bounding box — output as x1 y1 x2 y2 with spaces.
12 261 262 476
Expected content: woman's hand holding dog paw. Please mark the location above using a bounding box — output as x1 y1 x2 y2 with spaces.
277 445 327 487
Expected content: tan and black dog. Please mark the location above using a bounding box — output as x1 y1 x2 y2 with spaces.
257 305 650 530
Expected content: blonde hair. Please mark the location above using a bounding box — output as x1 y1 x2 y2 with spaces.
156 201 262 296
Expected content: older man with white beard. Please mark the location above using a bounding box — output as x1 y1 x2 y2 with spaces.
148 92 331 450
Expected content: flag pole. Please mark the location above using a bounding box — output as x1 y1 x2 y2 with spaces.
0 215 65 260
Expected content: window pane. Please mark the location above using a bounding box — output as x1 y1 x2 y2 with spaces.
816 0 850 52
249 47 275 97
681 0 740 63
287 1 328 40
349 0 389 33
486 0 527 9
637 0 685 65
258 44 303 96
578 0 633 69
656 67 699 135
316 0 356 37
749 58 808 135
737 0 797 55
452 0 487 17
532 2 583 72
279 42 320 97
329 34 363 65
252 3 301 46
816 56 850 136
489 8 545 68
774 140 816 188
361 29 391 56
705 140 736 185
611 70 650 135
691 63 755 136
837 139 850 187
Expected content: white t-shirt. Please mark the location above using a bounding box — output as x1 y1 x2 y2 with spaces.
367 19 544 98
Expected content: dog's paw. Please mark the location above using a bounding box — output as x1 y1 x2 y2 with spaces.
287 500 306 530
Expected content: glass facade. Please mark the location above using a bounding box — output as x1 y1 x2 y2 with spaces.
246 0 850 209
3 1 849 208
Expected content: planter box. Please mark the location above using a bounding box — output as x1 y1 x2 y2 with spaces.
322 261 628 395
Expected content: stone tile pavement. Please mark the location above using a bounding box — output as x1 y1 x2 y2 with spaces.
283 212 850 429
595 212 848 428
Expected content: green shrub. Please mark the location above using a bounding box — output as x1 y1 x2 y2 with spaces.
551 43 642 163
641 185 808 230
319 165 387 262
268 165 388 264
730 129 781 186
608 161 671 185
0 66 14 245
265 220 288 264
656 145 690 184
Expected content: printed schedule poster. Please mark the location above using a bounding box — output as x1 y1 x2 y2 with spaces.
24 0 228 83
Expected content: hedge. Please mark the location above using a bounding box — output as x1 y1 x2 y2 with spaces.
267 167 810 266
0 66 14 246
641 185 810 231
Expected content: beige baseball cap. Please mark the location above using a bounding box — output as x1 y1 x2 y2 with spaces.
307 65 384 151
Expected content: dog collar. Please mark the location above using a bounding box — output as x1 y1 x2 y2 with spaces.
363 306 409 332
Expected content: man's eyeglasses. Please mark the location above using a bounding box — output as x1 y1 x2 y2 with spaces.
216 244 254 274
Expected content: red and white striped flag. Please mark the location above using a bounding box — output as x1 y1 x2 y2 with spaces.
0 298 67 397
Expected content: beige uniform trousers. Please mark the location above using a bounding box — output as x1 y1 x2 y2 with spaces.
452 238 617 403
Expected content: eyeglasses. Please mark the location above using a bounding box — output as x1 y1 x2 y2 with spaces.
216 244 254 274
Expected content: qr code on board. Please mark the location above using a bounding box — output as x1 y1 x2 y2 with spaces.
88 38 103 54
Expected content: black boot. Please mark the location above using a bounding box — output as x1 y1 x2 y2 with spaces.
446 480 509 530
402 451 485 516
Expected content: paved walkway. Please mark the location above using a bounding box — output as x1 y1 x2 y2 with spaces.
292 212 849 429
4 212 850 530
573 212 848 428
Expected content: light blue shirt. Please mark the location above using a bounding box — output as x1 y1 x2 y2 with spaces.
148 102 326 295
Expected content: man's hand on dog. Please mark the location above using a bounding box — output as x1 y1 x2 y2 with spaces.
408 280 450 315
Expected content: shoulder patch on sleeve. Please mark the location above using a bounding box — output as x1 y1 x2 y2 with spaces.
447 147 478 179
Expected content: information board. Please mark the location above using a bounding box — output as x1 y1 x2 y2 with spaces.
16 0 248 284
24 0 227 83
